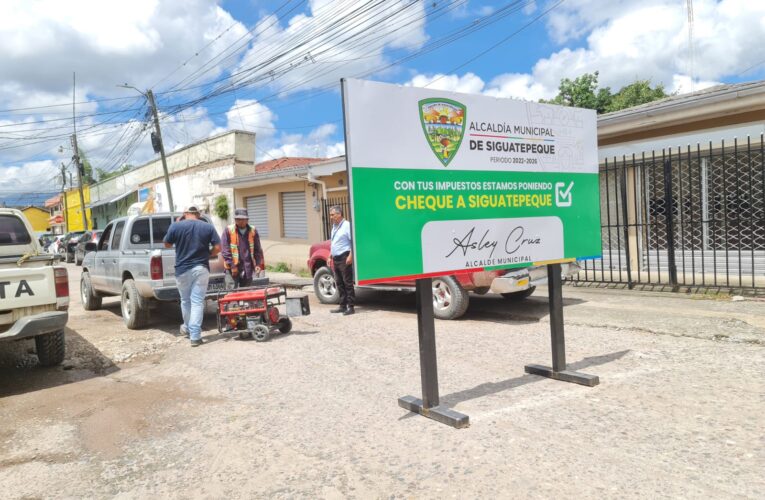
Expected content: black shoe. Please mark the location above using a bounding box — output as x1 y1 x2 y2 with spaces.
343 307 355 316
331 306 347 313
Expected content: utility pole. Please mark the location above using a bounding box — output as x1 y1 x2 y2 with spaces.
70 134 89 230
61 163 69 233
72 73 89 230
145 89 174 213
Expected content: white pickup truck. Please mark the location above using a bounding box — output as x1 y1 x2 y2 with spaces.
0 209 69 366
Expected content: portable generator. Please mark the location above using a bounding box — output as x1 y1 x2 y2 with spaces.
215 285 309 341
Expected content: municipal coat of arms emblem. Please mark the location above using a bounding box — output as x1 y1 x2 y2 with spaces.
418 98 466 167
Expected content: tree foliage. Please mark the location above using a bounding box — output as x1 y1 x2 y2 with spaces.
213 194 229 221
542 72 670 114
95 164 133 182
77 149 95 184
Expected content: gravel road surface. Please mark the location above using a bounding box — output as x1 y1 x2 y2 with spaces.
1 265 763 499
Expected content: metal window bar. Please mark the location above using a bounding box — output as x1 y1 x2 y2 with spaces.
573 136 765 294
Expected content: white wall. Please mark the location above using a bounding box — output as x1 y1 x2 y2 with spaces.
599 121 765 161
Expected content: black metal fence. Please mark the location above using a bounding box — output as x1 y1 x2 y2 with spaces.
574 134 765 293
320 196 351 240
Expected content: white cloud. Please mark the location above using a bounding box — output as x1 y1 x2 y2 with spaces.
224 99 277 138
404 73 486 94
669 74 721 95
540 0 765 89
0 0 248 107
236 0 427 94
410 0 765 106
0 159 61 194
484 74 550 101
264 122 344 160
404 72 549 101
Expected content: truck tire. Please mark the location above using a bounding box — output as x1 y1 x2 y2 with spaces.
121 279 149 329
313 266 340 304
501 286 536 301
432 276 469 320
80 272 102 310
35 330 65 367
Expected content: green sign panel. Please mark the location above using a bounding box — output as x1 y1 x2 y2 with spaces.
342 79 602 285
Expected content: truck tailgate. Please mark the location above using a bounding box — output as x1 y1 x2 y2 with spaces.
0 266 57 310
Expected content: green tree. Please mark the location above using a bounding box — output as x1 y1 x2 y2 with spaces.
541 72 613 114
606 79 669 113
95 164 133 182
542 72 670 114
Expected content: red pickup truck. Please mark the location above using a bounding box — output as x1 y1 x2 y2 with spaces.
307 240 580 320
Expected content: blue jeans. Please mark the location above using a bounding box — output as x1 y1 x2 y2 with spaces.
176 265 209 341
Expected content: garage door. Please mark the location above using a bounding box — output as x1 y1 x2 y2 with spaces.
281 192 307 239
245 195 269 237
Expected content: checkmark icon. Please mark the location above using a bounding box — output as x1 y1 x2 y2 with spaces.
555 181 574 207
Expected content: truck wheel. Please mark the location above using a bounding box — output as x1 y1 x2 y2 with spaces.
313 266 340 304
35 330 65 367
432 276 469 320
277 317 292 334
501 286 536 301
80 272 102 310
121 279 149 329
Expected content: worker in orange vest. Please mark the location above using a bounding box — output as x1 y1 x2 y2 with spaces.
220 208 264 289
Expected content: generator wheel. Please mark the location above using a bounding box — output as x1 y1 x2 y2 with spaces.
277 317 292 334
252 324 270 342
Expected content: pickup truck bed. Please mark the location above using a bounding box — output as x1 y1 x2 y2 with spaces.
81 213 225 329
0 210 70 366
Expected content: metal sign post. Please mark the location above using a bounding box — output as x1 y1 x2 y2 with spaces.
524 263 600 386
398 278 469 428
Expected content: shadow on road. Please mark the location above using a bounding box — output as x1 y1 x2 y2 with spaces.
347 288 586 325
437 350 630 408
0 327 119 398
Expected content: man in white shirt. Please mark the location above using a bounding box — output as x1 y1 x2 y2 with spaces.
329 205 355 315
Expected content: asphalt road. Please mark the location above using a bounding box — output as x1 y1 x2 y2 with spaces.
1 264 763 499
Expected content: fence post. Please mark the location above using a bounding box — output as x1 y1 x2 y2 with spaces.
620 165 634 288
663 159 679 290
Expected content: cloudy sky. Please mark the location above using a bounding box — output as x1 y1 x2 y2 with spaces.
1 0 763 199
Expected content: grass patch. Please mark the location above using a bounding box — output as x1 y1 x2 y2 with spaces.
295 268 312 278
266 262 291 273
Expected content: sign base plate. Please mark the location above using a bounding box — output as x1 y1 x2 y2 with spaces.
398 396 469 429
524 364 600 387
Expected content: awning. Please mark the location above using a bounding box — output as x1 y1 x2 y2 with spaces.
48 215 64 225
88 189 135 209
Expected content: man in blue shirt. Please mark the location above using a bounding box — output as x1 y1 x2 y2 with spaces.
329 205 355 315
164 205 221 346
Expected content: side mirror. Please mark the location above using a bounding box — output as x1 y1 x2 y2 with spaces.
84 242 98 253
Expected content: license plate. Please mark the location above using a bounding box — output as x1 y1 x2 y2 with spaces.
517 278 529 288
207 280 226 292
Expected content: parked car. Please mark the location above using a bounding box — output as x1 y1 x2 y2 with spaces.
61 231 86 263
38 232 56 251
0 209 69 366
80 213 227 329
307 240 580 320
74 230 103 265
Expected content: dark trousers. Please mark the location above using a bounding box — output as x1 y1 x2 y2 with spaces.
225 272 253 290
333 252 355 308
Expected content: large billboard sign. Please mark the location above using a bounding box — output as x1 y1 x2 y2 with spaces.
342 79 602 285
